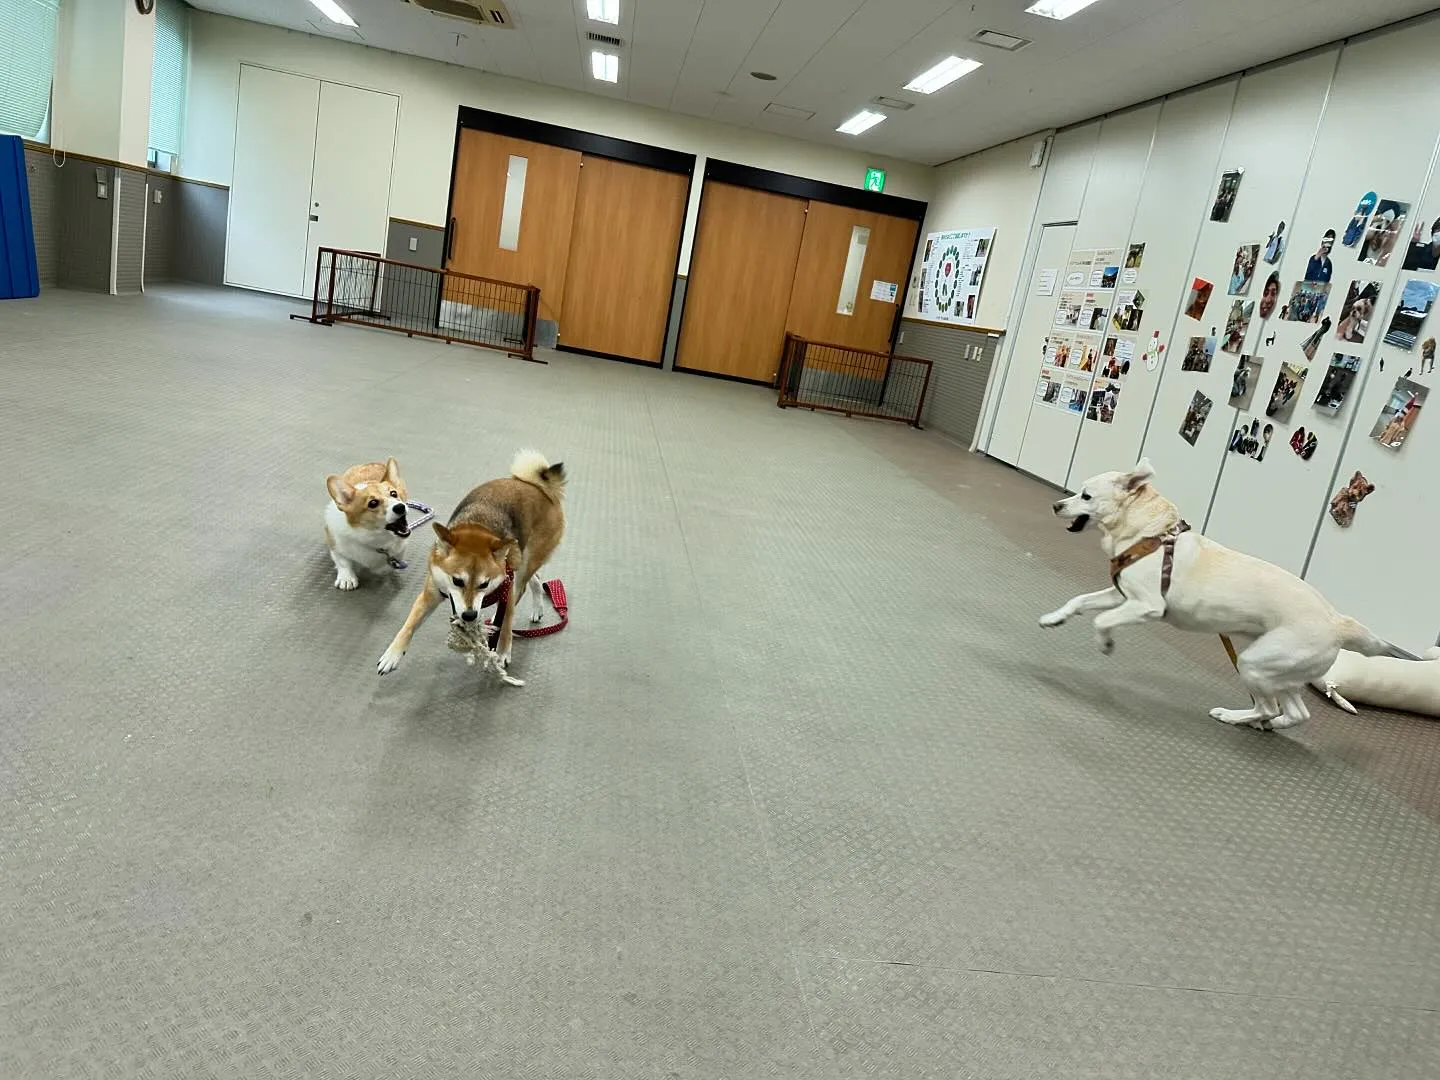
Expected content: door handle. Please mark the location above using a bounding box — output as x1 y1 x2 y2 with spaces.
309 214 319 222
445 218 456 263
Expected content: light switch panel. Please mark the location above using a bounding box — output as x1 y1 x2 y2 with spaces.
408 237 418 252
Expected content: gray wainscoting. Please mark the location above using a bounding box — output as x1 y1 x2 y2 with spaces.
170 180 228 286
144 174 176 286
898 318 1003 445
22 147 59 287
114 168 147 295
54 162 114 293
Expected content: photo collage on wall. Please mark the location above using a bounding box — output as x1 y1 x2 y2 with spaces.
916 228 996 326
1036 244 1143 423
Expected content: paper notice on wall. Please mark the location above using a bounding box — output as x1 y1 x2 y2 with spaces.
870 279 899 303
916 227 996 325
1089 247 1123 290
1037 268 1058 296
1065 248 1095 289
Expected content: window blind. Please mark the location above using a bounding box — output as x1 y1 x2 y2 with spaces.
0 0 61 141
149 0 190 158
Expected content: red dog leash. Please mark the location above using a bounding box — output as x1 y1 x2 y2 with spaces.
478 570 569 650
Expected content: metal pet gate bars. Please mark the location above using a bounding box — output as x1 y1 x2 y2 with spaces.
296 248 542 363
777 333 934 427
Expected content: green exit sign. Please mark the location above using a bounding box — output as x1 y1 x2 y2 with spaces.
864 167 886 193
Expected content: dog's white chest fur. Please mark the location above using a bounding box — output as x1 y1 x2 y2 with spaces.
326 500 403 569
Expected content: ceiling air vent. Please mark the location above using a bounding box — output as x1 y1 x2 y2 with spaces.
403 0 515 28
586 30 624 47
870 96 913 112
764 103 814 121
971 28 1030 51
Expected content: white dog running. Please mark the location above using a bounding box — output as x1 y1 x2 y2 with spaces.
1040 458 1413 731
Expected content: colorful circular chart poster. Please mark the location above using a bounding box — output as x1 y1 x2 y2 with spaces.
916 227 996 326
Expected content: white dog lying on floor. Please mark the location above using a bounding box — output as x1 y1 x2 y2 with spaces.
1312 647 1440 716
1040 458 1414 731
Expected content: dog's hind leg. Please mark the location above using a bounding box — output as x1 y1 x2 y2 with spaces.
1040 586 1124 628
1270 689 1311 730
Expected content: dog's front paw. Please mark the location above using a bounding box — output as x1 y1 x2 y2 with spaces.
377 643 406 675
334 568 360 591
1039 609 1066 628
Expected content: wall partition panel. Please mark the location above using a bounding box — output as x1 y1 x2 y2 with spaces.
1016 105 1160 486
1067 80 1237 489
986 121 1100 466
1206 27 1440 576
1137 48 1340 527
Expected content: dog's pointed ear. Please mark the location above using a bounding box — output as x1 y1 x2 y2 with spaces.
384 456 403 487
432 522 453 548
488 533 510 555
327 475 355 506
1125 457 1155 491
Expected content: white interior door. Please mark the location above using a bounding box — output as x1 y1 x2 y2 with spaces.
304 82 399 281
225 65 320 296
985 223 1077 467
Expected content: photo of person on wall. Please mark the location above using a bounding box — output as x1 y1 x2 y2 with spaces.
1305 229 1336 283
1258 271 1281 319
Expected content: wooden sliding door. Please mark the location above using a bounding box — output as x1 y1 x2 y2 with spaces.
677 182 807 382
559 156 688 364
446 129 581 323
784 201 918 354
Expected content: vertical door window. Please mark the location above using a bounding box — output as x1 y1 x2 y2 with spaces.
497 155 529 251
836 224 871 315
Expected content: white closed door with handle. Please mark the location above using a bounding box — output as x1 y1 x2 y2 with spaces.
226 66 320 297
226 66 398 299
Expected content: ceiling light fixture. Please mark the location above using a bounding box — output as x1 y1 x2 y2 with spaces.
836 109 885 136
590 50 619 83
586 0 619 25
1024 0 1103 20
903 55 982 95
306 0 356 26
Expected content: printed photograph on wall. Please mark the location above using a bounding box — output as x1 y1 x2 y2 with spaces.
1335 280 1381 344
1287 425 1319 460
1222 300 1254 354
1228 416 1275 461
1329 470 1375 528
1179 390 1213 446
1402 216 1440 271
1181 334 1217 373
1081 292 1110 331
1285 280 1331 323
1124 242 1146 272
1086 379 1121 424
1342 192 1378 247
1210 169 1242 222
1075 336 1098 372
1055 291 1085 328
1423 337 1437 375
1183 278 1214 320
1370 376 1428 450
1313 353 1362 414
1064 371 1091 414
1304 229 1336 283
1265 360 1309 423
1359 199 1410 267
1036 369 1063 405
1263 221 1286 264
1382 278 1440 350
1258 271 1281 319
1301 318 1333 361
1111 289 1145 332
1229 354 1263 410
1090 247 1122 289
1229 244 1260 295
1046 332 1074 368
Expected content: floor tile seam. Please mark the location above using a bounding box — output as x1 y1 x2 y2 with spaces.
800 951 1440 1013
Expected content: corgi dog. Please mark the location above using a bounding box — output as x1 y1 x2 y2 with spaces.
377 450 566 681
324 457 411 590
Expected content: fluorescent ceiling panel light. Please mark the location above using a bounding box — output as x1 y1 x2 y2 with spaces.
903 55 982 94
590 50 619 83
587 0 619 25
306 0 356 26
1025 0 1102 20
836 109 885 136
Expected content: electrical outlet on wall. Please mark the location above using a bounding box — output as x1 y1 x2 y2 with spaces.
153 189 163 204
897 331 905 344
96 182 107 200
408 236 418 252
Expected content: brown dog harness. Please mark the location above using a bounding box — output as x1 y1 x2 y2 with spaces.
1109 520 1191 596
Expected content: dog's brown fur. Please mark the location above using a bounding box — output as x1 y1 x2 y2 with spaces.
377 451 566 680
326 458 407 533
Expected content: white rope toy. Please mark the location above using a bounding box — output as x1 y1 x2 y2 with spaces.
445 618 525 686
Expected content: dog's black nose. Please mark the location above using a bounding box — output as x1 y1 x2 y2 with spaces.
393 504 406 516
1052 500 1065 513
461 610 478 623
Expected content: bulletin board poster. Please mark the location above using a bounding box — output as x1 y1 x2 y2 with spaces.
916 227 996 325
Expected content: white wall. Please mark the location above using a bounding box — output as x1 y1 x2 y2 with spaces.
981 10 1440 648
183 12 934 268
51 0 154 166
902 135 1047 331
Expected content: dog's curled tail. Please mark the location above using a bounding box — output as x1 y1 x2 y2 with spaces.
1337 614 1420 661
511 449 567 500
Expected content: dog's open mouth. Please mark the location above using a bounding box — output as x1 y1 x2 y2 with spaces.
386 520 411 538
1066 514 1091 533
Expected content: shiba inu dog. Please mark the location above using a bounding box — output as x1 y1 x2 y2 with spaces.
377 450 566 682
324 457 411 591
1041 458 1412 731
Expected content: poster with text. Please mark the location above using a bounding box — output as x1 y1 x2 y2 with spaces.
916 227 996 326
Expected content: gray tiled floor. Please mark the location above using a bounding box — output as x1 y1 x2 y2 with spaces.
3 286 1438 1078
